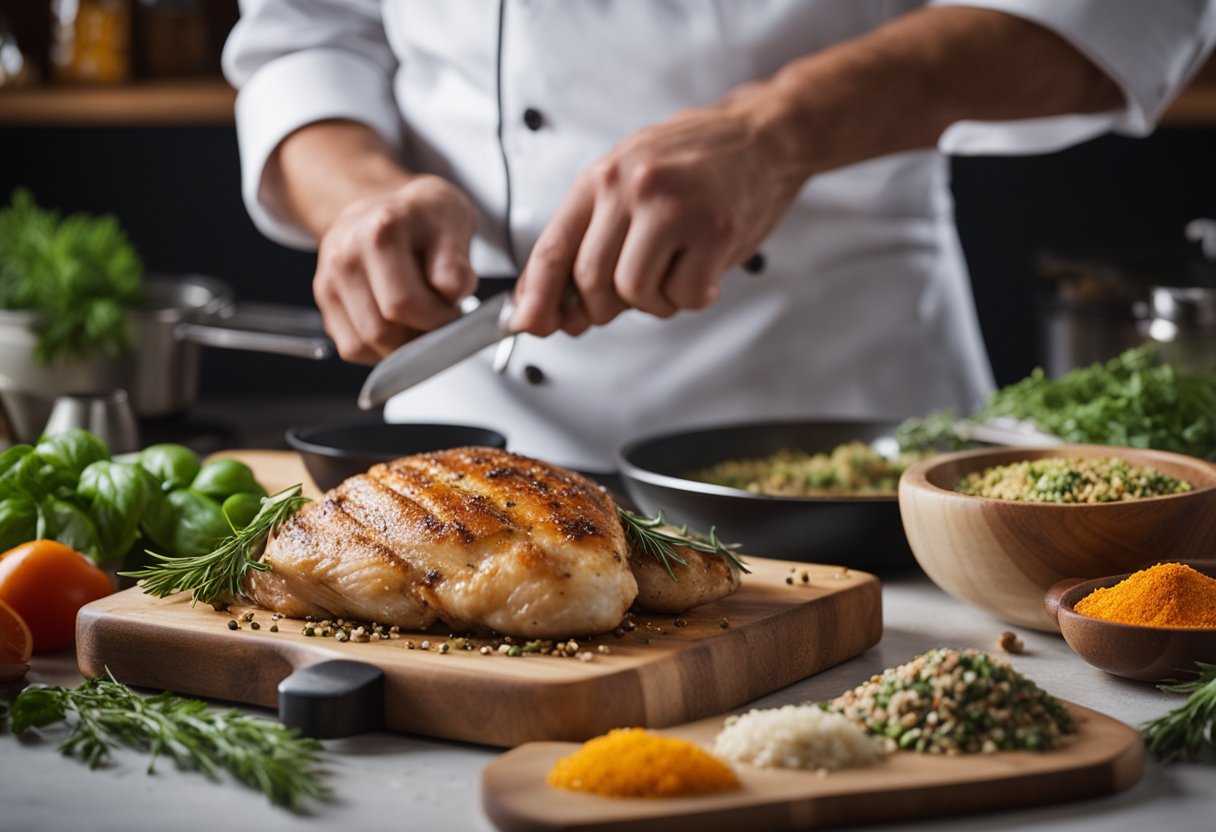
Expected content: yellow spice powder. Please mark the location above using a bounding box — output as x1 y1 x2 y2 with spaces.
546 727 740 798
1074 562 1216 628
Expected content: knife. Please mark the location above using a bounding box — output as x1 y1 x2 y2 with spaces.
358 291 516 410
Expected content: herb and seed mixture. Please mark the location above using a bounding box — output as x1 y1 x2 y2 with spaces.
689 441 927 497
954 456 1191 503
825 648 1075 754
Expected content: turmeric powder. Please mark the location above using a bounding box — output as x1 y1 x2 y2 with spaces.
1074 563 1216 628
546 727 739 797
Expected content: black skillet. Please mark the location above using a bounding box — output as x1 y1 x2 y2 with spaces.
617 420 914 572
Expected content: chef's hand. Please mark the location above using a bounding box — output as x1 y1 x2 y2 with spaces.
312 175 478 363
509 97 806 337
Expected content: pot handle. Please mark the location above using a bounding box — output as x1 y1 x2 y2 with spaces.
1043 577 1086 626
174 301 336 360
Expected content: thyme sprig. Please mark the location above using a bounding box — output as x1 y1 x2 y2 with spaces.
4 672 326 810
121 485 309 605
1141 661 1216 763
618 507 749 581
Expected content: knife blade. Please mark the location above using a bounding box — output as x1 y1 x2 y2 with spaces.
358 291 516 410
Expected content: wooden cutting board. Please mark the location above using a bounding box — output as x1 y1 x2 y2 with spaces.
76 451 883 748
481 704 1144 830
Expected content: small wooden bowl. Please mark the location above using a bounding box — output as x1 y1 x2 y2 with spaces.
1044 561 1216 682
900 445 1216 632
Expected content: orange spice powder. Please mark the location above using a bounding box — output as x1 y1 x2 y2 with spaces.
546 728 739 798
1074 563 1216 628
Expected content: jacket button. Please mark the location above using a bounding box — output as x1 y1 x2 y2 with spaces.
523 108 544 131
523 364 546 385
742 252 766 274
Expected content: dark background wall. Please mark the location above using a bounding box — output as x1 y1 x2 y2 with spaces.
1 124 1214 397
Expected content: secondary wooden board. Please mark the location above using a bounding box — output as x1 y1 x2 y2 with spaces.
481 705 1144 831
76 451 883 748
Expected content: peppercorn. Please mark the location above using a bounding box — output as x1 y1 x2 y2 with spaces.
227 620 239 631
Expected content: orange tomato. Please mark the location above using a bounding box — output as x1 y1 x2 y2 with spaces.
0 540 115 653
0 597 33 664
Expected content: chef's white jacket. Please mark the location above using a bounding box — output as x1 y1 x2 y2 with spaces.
224 0 1216 471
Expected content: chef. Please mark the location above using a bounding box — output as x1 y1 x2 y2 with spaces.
224 1 1216 472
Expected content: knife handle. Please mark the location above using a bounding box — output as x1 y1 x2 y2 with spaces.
278 659 385 739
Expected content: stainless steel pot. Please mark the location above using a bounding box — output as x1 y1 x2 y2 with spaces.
0 274 335 442
1037 219 1216 377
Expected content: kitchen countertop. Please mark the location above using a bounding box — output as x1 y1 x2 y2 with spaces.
2 571 1211 832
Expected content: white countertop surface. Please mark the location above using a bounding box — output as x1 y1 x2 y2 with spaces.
2 573 1212 832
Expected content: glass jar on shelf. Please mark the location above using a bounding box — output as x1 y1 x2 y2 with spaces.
50 0 133 84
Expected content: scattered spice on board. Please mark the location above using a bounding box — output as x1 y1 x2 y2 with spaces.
954 457 1191 503
547 728 739 797
1074 563 1216 628
826 648 1075 754
714 704 885 772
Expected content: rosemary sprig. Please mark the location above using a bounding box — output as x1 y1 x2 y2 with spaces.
5 672 326 810
618 507 749 581
1141 661 1216 764
121 485 309 605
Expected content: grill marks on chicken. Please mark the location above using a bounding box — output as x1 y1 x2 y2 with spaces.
245 447 639 637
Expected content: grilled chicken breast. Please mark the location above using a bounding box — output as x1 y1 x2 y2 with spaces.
630 542 742 614
246 447 638 637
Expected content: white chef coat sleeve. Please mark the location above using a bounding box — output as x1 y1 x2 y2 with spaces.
929 0 1216 155
222 0 402 249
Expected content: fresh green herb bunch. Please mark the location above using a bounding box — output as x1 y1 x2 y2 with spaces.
825 648 1075 754
2 674 326 810
0 431 271 566
1141 661 1216 764
897 346 1216 460
0 188 143 364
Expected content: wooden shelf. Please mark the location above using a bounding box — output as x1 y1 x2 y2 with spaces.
0 79 235 127
0 76 1214 128
1161 83 1216 125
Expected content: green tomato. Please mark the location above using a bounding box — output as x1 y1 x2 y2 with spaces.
191 458 265 503
34 429 110 478
78 460 150 565
139 444 200 492
0 496 38 552
221 492 263 531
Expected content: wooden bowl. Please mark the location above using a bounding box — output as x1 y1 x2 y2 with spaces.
1043 561 1216 681
899 445 1216 632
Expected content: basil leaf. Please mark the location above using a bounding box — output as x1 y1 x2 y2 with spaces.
0 496 38 552
138 444 200 493
164 489 231 557
192 458 265 503
35 429 110 479
78 460 149 565
36 497 103 563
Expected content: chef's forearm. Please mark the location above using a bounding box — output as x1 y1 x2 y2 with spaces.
265 120 416 239
746 6 1124 182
